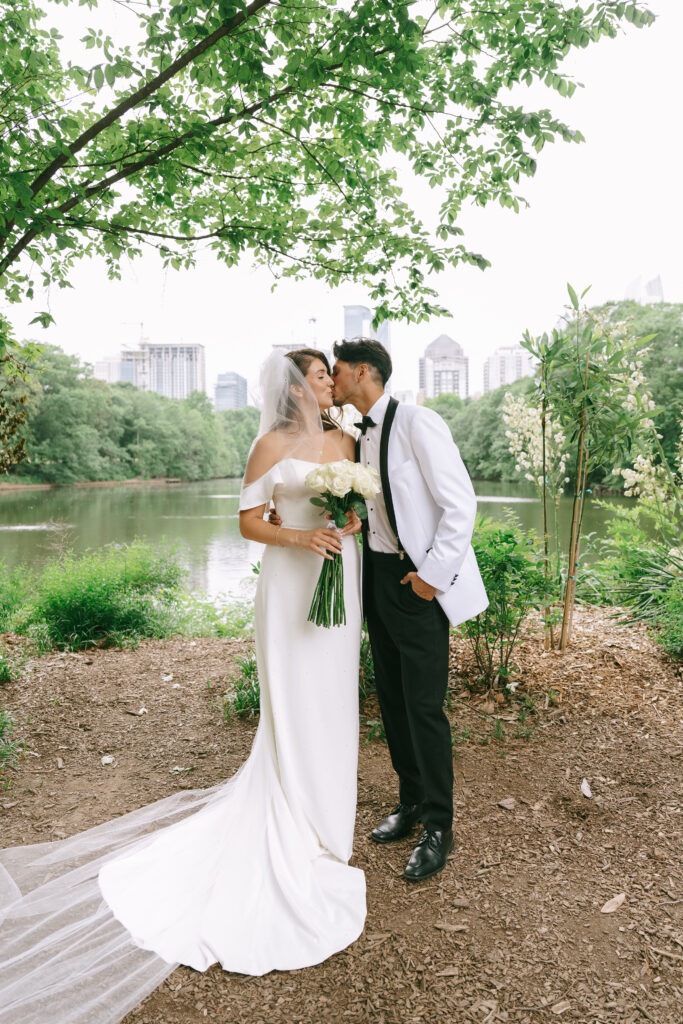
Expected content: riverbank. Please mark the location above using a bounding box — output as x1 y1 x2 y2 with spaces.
1 606 681 1023
0 476 187 493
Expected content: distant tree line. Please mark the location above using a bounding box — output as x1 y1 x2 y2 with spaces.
7 345 259 484
4 302 681 487
425 300 683 486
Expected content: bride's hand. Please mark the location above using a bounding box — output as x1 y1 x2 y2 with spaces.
299 527 343 560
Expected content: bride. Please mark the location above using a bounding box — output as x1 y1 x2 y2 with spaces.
0 349 366 1024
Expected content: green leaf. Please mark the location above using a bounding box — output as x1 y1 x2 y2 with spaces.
29 312 55 328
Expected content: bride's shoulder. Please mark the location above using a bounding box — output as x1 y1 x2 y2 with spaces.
245 432 289 478
338 430 357 460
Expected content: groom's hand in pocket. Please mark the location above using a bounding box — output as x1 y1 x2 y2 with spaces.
401 572 438 601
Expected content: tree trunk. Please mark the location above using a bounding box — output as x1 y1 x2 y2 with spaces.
541 396 554 650
559 356 590 650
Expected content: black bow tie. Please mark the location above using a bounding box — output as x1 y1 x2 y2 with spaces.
355 415 376 436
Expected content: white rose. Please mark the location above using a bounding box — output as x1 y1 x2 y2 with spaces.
305 468 326 492
328 475 350 497
352 465 380 499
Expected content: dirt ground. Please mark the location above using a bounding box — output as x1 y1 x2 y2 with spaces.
1 606 681 1024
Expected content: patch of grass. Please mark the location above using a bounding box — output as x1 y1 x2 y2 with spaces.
0 560 33 631
174 593 255 639
363 717 386 745
451 726 471 747
222 655 260 721
0 646 22 685
358 628 375 702
0 708 22 779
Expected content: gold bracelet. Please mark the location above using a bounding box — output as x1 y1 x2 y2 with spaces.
274 526 283 546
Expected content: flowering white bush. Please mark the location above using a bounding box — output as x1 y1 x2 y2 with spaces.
617 454 668 501
618 415 683 503
620 352 656 431
502 393 569 489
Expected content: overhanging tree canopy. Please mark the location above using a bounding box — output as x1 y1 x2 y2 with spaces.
0 0 654 326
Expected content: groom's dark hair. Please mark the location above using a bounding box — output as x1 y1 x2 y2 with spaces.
332 338 392 386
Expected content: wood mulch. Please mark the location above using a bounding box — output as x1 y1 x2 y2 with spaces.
1 605 681 1024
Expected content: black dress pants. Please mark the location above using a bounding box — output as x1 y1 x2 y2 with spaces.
364 548 453 831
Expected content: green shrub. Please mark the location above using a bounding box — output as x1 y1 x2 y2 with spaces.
16 541 186 650
223 655 260 721
588 501 683 658
657 578 683 659
588 502 678 614
0 560 32 630
461 515 556 691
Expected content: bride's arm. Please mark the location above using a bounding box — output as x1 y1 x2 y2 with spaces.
238 506 341 559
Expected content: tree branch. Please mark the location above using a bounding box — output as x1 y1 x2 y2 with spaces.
28 0 274 201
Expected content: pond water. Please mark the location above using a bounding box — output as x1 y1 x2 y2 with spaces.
0 478 630 598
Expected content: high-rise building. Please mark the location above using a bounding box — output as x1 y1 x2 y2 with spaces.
143 342 205 399
272 343 304 354
215 372 248 411
393 389 415 405
624 274 664 304
92 357 123 384
103 342 205 398
119 348 149 389
419 335 468 400
342 304 391 352
483 345 534 393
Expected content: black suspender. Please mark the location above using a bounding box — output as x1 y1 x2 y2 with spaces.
379 397 404 556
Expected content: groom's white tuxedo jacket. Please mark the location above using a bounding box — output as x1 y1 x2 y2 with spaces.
362 396 488 627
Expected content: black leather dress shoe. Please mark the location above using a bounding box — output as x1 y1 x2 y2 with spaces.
403 828 454 881
370 803 422 844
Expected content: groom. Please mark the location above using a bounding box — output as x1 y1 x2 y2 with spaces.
332 339 488 882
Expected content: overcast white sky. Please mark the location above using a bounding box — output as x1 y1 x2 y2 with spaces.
8 0 682 397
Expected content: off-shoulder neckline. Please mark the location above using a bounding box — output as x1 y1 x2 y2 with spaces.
242 455 349 489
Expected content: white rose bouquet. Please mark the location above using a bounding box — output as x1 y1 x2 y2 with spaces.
304 459 381 627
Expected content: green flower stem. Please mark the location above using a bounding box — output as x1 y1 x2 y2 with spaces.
307 550 345 628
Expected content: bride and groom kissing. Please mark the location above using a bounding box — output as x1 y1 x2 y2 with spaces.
262 338 488 877
0 339 487 1024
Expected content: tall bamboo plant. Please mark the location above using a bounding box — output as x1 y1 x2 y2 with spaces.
503 339 568 649
522 285 655 649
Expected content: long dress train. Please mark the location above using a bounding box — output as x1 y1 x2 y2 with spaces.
0 458 366 1024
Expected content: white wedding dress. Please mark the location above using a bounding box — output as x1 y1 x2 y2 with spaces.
0 458 365 1024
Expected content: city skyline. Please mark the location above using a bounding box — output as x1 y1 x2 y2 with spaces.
93 281 665 405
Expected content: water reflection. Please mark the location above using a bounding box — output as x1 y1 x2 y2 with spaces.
0 477 632 598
